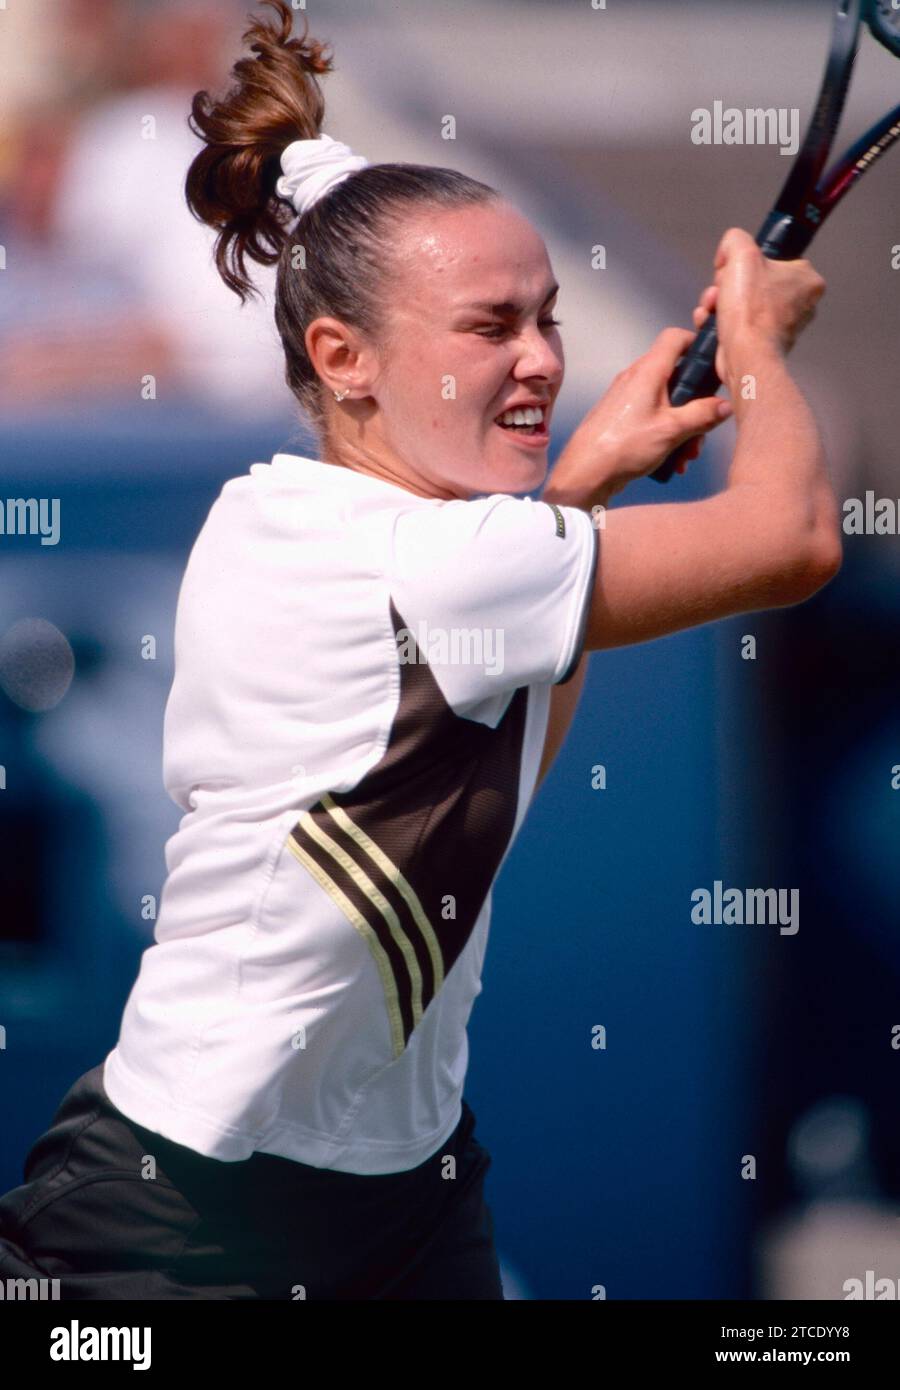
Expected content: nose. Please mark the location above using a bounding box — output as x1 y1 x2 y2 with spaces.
514 324 563 386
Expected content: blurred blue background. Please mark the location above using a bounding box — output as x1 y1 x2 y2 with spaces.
1 0 898 1300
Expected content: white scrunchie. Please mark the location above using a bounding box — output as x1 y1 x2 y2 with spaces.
275 133 370 219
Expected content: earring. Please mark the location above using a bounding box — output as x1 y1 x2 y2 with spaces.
333 388 349 402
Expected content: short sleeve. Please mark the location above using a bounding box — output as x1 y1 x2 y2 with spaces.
385 494 598 713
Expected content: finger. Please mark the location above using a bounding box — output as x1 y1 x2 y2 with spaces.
681 438 702 467
714 231 732 270
668 438 697 473
715 226 755 268
646 325 698 372
690 285 718 327
671 433 705 475
668 393 733 442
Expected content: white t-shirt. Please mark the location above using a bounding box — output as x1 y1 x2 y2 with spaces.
102 452 598 1173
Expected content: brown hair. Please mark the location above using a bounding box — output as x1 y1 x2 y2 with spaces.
184 0 498 441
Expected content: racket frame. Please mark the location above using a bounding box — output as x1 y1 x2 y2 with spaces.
650 0 900 483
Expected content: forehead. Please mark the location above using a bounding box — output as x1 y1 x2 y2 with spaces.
389 201 554 313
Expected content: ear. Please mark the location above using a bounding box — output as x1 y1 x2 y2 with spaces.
305 316 379 398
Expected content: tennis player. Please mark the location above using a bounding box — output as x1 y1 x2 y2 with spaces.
0 1 841 1300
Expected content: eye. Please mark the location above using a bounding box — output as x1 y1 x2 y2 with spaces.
474 317 562 339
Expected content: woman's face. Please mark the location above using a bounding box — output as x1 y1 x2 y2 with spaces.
327 199 565 500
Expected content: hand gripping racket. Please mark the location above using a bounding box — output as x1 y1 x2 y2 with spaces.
652 0 900 483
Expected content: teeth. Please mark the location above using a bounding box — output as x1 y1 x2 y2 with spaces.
497 406 544 427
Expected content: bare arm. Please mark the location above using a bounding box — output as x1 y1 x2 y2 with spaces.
542 230 842 650
536 655 588 788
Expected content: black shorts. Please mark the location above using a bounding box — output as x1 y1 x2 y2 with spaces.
0 1063 504 1300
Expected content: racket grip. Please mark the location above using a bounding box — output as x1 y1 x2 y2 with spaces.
650 211 811 484
650 316 722 483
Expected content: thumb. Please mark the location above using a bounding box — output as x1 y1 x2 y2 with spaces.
668 394 732 442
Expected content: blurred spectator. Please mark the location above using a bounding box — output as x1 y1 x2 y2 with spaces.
0 0 295 423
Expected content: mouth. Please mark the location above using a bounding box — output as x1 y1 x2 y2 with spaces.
492 403 551 445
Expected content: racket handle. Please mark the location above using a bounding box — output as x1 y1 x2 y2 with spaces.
650 317 722 483
650 210 811 484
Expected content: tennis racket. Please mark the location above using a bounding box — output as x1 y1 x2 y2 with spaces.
652 0 900 484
